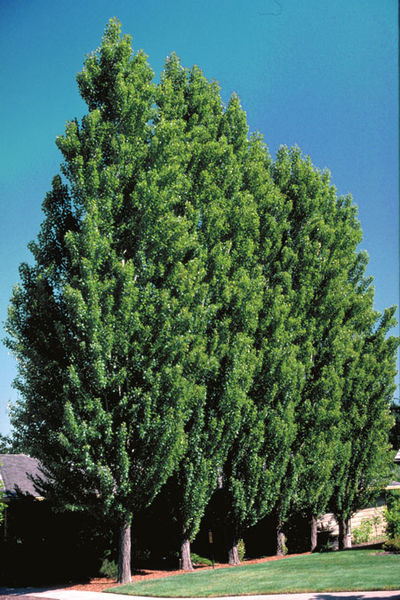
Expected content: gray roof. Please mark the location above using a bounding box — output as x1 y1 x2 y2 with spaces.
395 449 400 464
0 454 44 499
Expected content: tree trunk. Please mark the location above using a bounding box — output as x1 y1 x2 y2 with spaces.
181 537 193 571
310 514 318 552
228 537 240 565
118 512 132 584
276 523 286 556
344 517 352 549
338 517 352 550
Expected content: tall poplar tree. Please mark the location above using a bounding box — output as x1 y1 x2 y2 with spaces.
219 135 302 563
149 53 220 572
6 18 398 575
6 20 208 583
182 93 265 569
330 303 399 549
268 147 369 553
154 57 264 569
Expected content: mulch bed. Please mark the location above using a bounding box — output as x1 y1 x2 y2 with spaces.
65 553 310 592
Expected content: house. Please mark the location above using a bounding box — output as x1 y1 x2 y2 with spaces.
0 453 46 549
318 480 400 544
0 453 44 500
0 453 106 585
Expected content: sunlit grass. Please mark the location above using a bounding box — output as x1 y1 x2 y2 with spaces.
106 550 400 597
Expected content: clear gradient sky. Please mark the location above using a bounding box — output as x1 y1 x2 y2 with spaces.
0 0 398 435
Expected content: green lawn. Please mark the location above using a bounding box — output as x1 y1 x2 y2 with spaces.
106 550 400 597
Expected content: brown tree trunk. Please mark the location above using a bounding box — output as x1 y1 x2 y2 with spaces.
228 538 240 565
276 523 286 556
118 512 132 584
181 537 193 571
310 514 318 552
338 517 352 550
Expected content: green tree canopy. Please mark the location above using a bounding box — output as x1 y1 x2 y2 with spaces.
6 19 209 583
5 19 398 574
330 303 399 548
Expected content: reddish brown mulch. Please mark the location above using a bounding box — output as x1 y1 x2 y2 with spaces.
65 553 310 592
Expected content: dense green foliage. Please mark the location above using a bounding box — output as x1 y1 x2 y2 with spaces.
330 306 398 545
383 536 400 553
5 18 398 575
385 490 400 540
190 553 213 567
0 434 13 453
352 517 375 544
6 20 209 582
267 149 364 549
151 60 265 569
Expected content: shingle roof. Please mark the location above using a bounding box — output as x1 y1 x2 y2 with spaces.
394 449 400 464
0 454 44 499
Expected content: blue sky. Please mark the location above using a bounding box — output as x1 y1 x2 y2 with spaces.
0 0 398 434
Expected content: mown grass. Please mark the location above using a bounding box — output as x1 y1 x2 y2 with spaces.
106 550 400 597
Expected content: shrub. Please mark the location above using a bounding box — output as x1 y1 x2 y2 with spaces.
238 539 246 561
190 553 213 566
371 514 383 538
352 518 373 544
133 548 151 562
385 491 400 539
383 535 400 553
281 536 288 556
319 542 335 553
99 557 118 579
